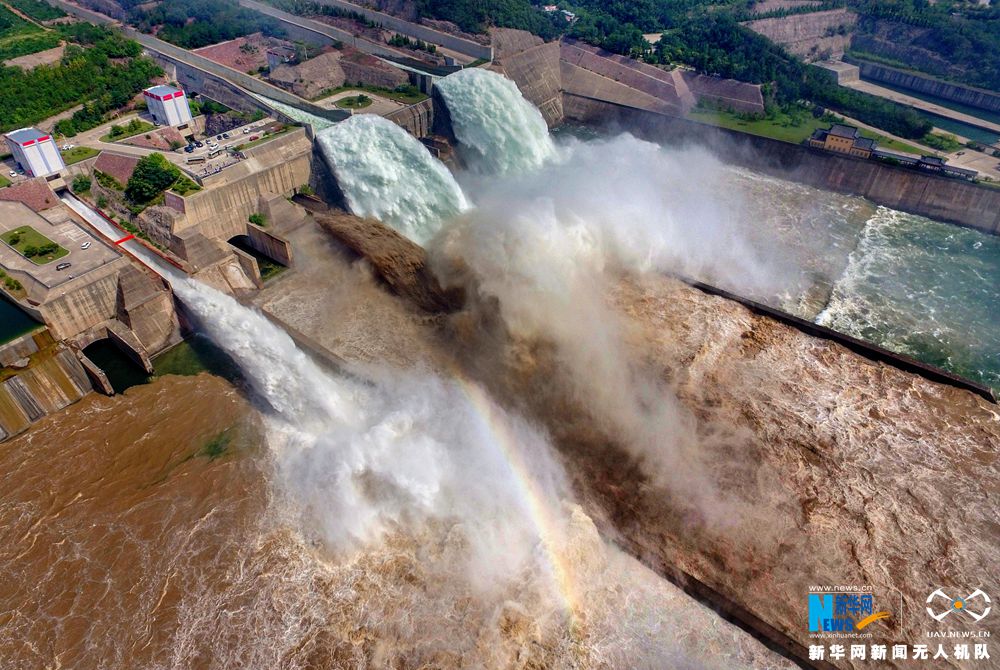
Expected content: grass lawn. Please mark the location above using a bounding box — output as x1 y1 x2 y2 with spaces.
335 94 373 110
316 84 427 105
61 145 98 165
1 225 68 264
0 174 9 188
687 108 828 144
688 107 927 155
100 119 155 142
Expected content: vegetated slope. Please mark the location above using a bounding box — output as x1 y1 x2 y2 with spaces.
0 25 161 133
849 8 1000 92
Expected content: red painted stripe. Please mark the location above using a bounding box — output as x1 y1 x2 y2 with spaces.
22 139 35 146
114 234 135 245
38 136 50 143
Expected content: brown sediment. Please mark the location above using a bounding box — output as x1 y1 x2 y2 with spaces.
446 273 1000 670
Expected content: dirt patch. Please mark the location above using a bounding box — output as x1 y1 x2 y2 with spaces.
192 32 292 74
2 43 64 69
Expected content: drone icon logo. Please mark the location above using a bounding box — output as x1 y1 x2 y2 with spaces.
926 588 992 623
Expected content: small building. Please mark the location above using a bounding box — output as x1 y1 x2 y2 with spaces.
808 124 876 158
872 150 978 181
143 85 193 127
266 45 296 71
4 128 65 178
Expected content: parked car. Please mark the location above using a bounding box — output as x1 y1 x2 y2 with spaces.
216 134 223 140
16 169 23 175
56 262 72 271
249 135 259 141
61 144 74 151
80 241 91 250
7 170 15 178
243 127 251 134
222 132 230 139
195 141 204 148
184 145 195 153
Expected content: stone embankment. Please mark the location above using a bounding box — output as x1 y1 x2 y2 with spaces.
847 57 1000 116
743 8 857 61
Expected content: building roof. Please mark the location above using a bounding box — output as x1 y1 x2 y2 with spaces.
94 151 140 186
4 127 51 145
145 84 182 97
0 178 58 212
829 124 860 139
853 137 877 151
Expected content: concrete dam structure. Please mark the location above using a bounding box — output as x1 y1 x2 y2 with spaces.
453 29 1000 236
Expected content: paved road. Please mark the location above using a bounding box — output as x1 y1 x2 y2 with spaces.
844 79 1000 135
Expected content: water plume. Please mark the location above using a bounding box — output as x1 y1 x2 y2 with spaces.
435 68 556 175
317 115 469 244
169 277 568 591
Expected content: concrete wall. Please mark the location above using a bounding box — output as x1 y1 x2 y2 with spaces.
247 222 293 266
563 93 1000 235
0 339 92 441
847 57 1000 115
385 98 434 137
307 0 492 60
743 8 857 61
172 128 314 241
37 261 125 341
239 0 407 60
132 30 349 124
0 330 41 367
493 41 563 126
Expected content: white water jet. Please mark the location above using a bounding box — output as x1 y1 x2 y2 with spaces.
435 68 556 175
317 115 470 244
168 277 567 586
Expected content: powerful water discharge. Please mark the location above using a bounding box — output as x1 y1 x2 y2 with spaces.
317 115 469 244
7 67 999 669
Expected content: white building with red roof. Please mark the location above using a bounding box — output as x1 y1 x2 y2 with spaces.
143 84 193 127
4 128 64 178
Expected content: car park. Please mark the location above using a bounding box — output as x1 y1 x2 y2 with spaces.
56 262 72 271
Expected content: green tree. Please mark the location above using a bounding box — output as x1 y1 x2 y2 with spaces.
125 152 180 204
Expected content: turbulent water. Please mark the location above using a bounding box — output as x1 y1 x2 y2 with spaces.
9 68 1000 669
435 68 556 174
317 115 469 244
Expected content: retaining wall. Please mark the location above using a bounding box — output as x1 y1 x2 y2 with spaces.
384 98 434 137
562 94 1000 235
847 57 1000 115
308 0 492 60
247 223 293 266
172 129 314 241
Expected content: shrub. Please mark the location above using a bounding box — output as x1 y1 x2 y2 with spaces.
97 195 108 208
23 245 38 257
72 174 92 193
125 152 180 204
9 234 20 245
248 212 266 227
